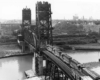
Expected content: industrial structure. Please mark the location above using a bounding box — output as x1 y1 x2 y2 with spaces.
17 1 100 80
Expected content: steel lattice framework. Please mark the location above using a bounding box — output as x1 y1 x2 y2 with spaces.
36 1 53 50
22 7 31 26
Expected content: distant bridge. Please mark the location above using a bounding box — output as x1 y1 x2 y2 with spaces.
17 1 100 80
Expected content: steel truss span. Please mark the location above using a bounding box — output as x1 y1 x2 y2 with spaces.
43 50 74 80
42 50 100 80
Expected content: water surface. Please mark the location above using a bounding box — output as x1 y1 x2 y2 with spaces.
0 50 100 80
0 54 34 80
64 51 100 63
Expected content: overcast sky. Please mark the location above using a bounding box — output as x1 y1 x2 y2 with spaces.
1 0 100 20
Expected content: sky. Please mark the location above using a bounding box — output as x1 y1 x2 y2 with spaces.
1 0 100 20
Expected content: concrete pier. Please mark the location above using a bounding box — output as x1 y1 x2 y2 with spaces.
35 54 43 76
22 42 25 52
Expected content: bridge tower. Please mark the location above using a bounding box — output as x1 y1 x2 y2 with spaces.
22 7 31 26
36 1 53 50
21 7 31 52
35 1 53 76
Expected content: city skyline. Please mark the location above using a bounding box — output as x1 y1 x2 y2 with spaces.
1 0 100 20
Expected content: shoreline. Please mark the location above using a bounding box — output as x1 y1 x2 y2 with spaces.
0 43 34 59
0 50 34 59
57 43 100 51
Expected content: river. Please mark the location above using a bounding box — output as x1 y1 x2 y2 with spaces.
0 51 100 80
66 50 100 63
0 54 34 80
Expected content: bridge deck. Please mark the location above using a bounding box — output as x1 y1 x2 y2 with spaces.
43 50 86 79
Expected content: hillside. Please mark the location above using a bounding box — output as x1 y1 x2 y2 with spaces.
0 24 20 36
53 21 85 35
83 24 100 33
53 21 100 35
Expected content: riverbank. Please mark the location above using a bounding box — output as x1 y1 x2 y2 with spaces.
57 43 100 51
69 43 100 50
0 43 33 59
81 62 100 76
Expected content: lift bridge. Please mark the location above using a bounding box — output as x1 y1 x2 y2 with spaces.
17 1 100 80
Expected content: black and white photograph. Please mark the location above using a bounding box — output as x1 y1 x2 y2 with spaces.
0 0 100 80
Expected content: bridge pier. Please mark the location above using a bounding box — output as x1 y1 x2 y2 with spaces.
22 42 25 52
35 53 43 76
32 52 36 75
